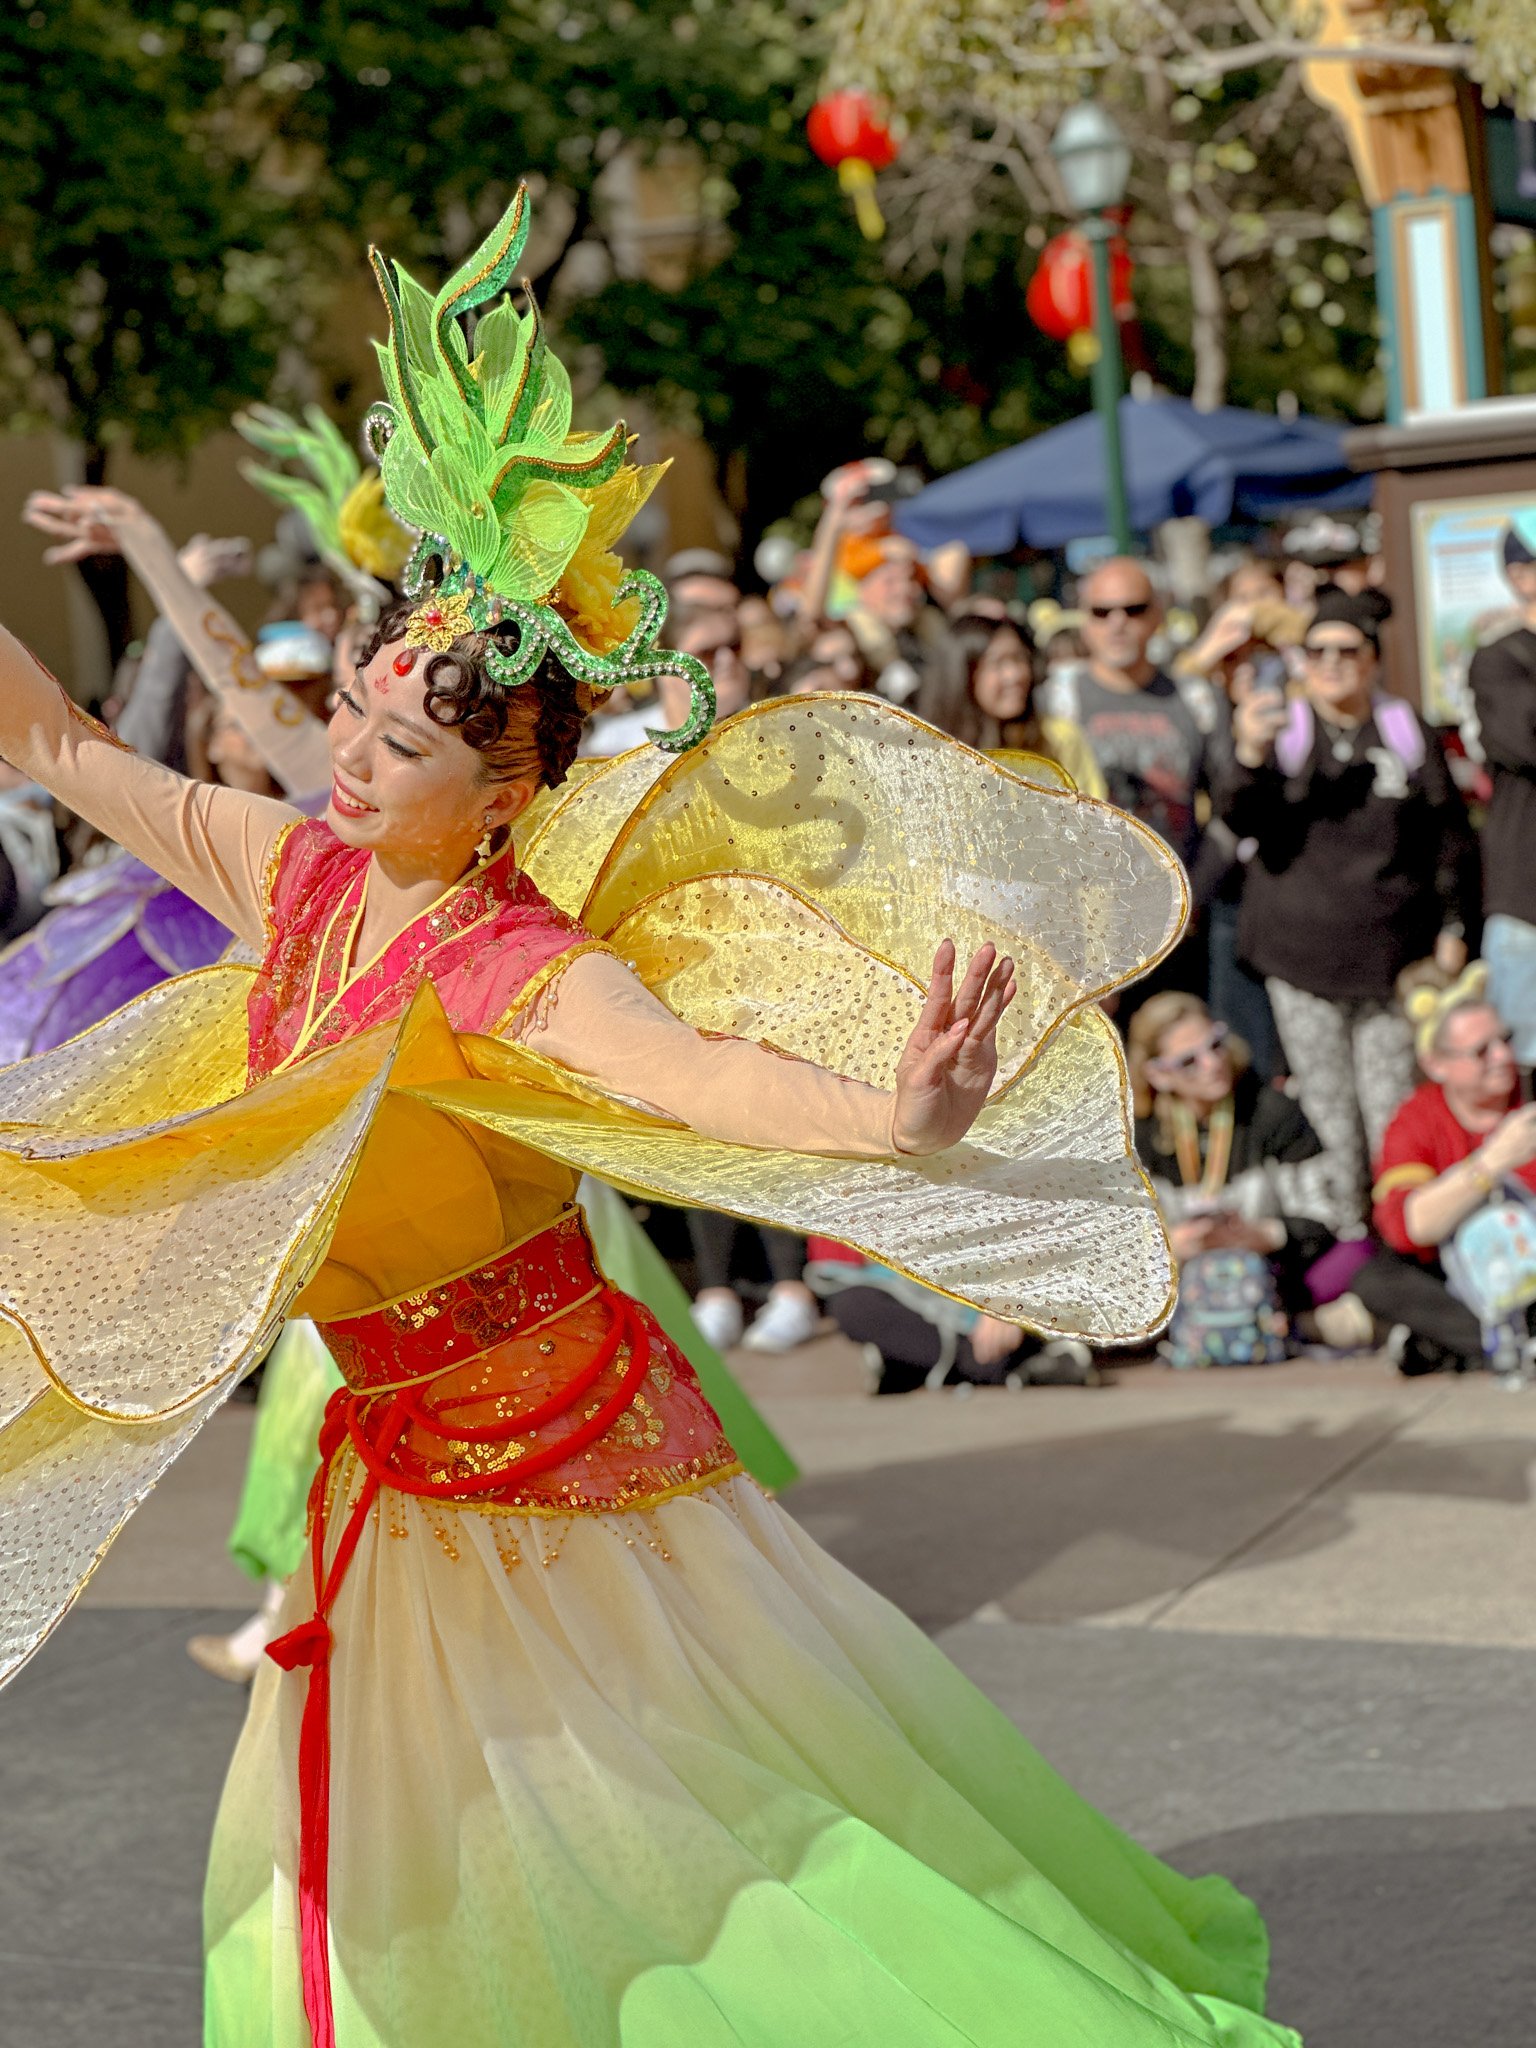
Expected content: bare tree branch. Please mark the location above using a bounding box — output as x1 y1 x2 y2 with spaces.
1169 36 1474 80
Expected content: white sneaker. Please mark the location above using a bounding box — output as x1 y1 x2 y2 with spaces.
1312 1292 1375 1350
1024 1338 1101 1387
691 1291 745 1351
740 1288 822 1353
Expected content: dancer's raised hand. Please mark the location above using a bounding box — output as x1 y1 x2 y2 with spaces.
892 939 1015 1155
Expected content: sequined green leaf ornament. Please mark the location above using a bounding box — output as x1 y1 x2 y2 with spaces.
364 186 713 752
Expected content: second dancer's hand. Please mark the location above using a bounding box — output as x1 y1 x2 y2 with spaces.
24 485 154 564
891 939 1016 1156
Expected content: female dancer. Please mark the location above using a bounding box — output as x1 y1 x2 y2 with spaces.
19 466 797 1690
0 191 1296 2046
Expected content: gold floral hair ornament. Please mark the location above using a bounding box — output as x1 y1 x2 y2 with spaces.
363 186 714 752
234 402 414 621
1405 960 1490 1063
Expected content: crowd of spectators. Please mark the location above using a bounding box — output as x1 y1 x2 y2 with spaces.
12 461 1536 1389
590 466 1536 1385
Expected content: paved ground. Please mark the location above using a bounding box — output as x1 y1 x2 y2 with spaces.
5 1339 1536 2043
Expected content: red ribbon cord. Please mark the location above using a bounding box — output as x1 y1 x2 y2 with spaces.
265 1287 649 2048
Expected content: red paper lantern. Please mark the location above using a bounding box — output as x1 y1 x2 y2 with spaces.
1026 231 1134 342
808 88 899 240
807 89 899 173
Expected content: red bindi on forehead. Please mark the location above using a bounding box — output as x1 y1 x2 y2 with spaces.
377 645 419 692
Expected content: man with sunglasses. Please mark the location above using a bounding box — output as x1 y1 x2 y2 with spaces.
1039 559 1233 1023
1041 558 1230 879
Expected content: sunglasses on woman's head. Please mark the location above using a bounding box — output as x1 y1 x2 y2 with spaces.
1089 600 1151 620
1155 1021 1229 1071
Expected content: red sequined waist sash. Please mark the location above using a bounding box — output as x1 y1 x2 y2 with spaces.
314 1205 603 1392
267 1210 651 2048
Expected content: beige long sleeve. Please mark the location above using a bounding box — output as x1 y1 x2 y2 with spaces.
516 948 899 1157
115 521 334 802
0 625 298 950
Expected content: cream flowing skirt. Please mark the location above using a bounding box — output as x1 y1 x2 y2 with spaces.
203 1468 1298 2048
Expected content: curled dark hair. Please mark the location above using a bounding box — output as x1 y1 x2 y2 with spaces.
355 599 595 789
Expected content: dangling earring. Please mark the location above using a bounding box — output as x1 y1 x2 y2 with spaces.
475 812 496 865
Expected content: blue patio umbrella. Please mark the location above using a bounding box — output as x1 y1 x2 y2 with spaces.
893 396 1372 553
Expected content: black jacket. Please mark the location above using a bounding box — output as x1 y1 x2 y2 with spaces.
1216 706 1480 1001
1469 626 1536 927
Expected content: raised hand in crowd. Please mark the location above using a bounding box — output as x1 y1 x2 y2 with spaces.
791 460 889 635
29 493 248 594
24 486 331 800
1472 1100 1536 1180
1231 687 1289 767
1179 599 1257 680
178 533 252 590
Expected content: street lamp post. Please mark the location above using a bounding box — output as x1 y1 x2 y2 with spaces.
1051 101 1134 556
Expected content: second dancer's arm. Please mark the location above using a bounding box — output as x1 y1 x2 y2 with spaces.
24 487 333 803
0 624 299 950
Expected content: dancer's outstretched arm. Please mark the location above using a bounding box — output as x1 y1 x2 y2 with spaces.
0 624 298 949
517 939 1015 1157
24 488 333 802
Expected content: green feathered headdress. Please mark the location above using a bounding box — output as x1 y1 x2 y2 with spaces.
235 402 415 619
364 185 713 751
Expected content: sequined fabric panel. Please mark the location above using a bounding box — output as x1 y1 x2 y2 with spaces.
0 1314 221 1686
0 995 445 1421
578 695 1188 1092
315 1211 739 1516
0 964 251 1130
517 745 671 919
352 1295 739 1517
605 872 921 1091
318 1209 600 1390
429 1005 1174 1341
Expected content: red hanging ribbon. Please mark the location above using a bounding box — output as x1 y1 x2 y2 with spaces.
265 1288 647 2048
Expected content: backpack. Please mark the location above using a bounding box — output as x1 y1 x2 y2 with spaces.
1443 1182 1536 1327
1162 1248 1288 1369
1273 693 1425 779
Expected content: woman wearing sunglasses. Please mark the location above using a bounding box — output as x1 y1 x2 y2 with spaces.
1223 587 1480 1233
1129 994 1334 1365
1359 964 1536 1374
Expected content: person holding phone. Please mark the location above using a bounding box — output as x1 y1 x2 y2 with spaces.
1176 595 1309 1081
1221 587 1481 1231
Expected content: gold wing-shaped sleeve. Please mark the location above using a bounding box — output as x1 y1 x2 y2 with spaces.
0 970 468 1684
497 696 1179 1339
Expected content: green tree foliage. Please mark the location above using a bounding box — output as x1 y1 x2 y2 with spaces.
828 0 1390 418
0 3 298 652
19 0 1362 587
92 2 1079 550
